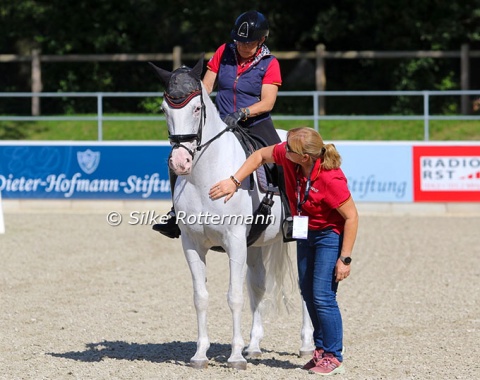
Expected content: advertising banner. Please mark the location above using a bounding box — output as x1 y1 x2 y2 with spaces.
2 141 479 202
336 143 413 202
0 143 172 199
413 145 480 202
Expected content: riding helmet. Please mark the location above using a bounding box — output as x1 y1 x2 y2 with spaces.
230 10 269 43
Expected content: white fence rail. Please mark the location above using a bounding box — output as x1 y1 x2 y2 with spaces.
1 90 479 141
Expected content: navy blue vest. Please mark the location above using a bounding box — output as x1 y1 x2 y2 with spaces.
216 43 274 128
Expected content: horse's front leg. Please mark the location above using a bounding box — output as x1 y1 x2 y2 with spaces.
183 245 210 368
226 242 248 370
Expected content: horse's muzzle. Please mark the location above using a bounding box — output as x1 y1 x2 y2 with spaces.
169 144 194 175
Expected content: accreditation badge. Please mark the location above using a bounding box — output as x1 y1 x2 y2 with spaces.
292 215 309 239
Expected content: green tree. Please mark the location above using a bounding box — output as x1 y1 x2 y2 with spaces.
0 0 479 114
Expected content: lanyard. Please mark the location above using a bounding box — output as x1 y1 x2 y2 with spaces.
296 164 315 215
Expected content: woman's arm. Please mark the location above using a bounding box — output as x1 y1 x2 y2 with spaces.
209 146 276 202
244 84 278 117
202 69 217 95
335 197 359 282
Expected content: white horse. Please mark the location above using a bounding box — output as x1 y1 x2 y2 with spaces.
149 56 314 370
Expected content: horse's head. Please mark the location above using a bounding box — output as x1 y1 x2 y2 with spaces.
149 55 205 176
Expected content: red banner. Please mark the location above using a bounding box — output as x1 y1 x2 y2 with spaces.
413 146 480 201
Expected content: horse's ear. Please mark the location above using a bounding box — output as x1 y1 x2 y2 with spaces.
190 53 205 81
148 62 172 87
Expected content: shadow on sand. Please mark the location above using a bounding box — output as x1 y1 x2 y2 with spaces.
47 340 299 369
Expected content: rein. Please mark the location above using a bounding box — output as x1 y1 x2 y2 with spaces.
196 124 235 151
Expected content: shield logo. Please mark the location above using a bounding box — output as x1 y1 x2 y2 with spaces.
237 22 249 38
77 149 100 174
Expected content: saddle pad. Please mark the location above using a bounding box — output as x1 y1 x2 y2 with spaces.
230 126 279 195
256 165 280 196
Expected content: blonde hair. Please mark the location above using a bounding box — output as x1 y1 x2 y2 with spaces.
287 127 341 170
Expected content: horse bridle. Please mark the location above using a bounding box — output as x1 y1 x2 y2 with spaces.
164 84 235 161
164 88 206 159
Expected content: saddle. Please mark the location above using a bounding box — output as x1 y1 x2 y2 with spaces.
230 126 279 195
210 127 277 253
210 125 294 253
232 126 292 244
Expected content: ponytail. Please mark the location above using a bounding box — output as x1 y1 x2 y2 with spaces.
321 143 342 170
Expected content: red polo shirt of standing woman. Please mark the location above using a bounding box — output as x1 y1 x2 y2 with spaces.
272 141 351 234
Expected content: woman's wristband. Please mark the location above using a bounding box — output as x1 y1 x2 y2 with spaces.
230 175 241 187
241 108 250 121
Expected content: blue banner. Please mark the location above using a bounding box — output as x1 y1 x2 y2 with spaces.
335 143 413 202
0 141 415 202
0 143 172 199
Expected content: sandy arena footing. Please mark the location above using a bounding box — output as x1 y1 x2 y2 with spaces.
0 202 479 379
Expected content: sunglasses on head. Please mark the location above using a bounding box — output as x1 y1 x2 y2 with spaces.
286 142 301 155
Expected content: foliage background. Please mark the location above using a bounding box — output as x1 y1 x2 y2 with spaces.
0 0 479 116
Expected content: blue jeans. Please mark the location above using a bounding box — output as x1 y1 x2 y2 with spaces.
297 229 344 361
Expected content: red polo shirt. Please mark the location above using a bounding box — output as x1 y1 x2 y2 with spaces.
273 142 351 234
207 43 282 82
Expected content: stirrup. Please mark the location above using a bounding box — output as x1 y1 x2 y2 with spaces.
152 210 181 239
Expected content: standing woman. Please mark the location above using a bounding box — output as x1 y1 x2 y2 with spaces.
209 127 359 376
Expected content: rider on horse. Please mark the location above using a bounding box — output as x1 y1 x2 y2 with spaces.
153 10 289 239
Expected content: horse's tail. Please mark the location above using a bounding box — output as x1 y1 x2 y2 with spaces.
248 240 300 319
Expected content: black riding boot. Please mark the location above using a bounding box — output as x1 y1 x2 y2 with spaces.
269 164 291 219
272 165 295 242
152 170 181 239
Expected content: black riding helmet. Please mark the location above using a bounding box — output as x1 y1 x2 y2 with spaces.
230 10 269 43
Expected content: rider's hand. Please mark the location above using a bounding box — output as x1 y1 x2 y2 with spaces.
223 109 247 128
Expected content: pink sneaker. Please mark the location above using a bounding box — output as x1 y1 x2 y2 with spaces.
302 347 324 370
308 353 345 376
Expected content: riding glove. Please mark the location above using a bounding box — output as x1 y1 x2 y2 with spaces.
223 109 247 128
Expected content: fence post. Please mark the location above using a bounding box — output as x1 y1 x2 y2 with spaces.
31 49 42 116
316 44 326 115
173 46 182 70
97 93 103 141
461 43 470 115
423 91 430 141
313 92 319 132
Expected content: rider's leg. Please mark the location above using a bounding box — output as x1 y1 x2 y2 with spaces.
274 165 291 218
246 119 281 145
152 169 181 238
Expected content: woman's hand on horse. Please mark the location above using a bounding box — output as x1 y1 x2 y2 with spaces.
209 179 237 203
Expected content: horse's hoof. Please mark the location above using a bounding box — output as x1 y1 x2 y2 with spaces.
190 359 208 369
245 350 262 359
228 360 247 370
299 349 314 358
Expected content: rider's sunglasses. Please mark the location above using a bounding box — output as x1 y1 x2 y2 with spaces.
234 40 259 48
